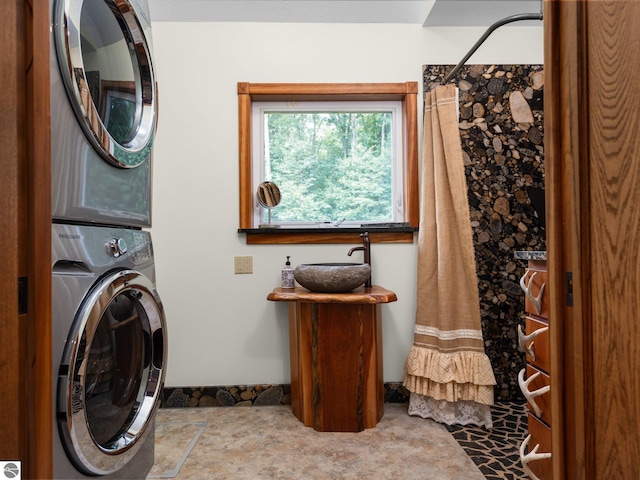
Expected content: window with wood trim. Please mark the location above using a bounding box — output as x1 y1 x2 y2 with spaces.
238 82 419 244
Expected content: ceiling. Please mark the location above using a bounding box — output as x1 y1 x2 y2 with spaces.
148 0 542 26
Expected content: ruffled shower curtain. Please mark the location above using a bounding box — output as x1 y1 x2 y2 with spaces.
403 84 496 428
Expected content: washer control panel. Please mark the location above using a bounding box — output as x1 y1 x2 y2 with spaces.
108 238 128 257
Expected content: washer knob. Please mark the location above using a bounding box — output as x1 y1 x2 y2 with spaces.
108 238 128 257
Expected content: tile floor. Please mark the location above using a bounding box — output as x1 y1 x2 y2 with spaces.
149 403 487 479
446 402 528 480
149 403 527 479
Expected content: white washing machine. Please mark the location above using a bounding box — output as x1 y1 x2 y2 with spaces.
52 223 167 478
51 0 158 228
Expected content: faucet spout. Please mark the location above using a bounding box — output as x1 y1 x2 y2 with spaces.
347 232 371 288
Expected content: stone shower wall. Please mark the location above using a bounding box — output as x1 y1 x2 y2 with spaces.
424 65 545 402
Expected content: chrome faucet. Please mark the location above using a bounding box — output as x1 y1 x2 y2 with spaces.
347 232 371 288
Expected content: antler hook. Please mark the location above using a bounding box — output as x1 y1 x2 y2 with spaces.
518 324 549 361
519 434 552 480
518 368 550 417
520 271 546 315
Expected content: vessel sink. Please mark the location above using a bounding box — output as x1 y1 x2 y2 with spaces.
293 263 371 293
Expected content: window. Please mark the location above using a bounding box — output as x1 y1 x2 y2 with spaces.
253 101 403 227
238 83 418 243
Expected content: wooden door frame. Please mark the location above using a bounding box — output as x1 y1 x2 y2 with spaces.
546 0 597 478
0 0 52 478
0 0 25 468
546 1 640 478
545 2 587 478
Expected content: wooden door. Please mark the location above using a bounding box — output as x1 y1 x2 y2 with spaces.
545 1 640 478
0 0 52 477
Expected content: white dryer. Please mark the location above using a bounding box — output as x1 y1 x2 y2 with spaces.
52 223 167 478
51 0 158 228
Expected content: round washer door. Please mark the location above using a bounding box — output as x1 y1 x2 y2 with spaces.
54 0 157 168
58 269 166 476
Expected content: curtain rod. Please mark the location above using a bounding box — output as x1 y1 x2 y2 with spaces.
441 12 543 85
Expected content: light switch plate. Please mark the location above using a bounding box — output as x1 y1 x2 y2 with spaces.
234 256 253 274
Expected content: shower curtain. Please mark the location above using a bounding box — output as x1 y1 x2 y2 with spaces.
403 84 496 428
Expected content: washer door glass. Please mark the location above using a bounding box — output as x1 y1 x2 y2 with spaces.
58 270 166 476
54 0 157 168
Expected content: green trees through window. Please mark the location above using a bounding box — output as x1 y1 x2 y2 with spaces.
262 110 395 224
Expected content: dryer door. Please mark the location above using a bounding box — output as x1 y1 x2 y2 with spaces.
54 0 157 168
58 269 166 476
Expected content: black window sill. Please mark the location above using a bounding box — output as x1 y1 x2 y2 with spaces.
238 225 418 244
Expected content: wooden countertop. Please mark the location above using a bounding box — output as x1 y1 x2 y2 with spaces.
267 286 397 304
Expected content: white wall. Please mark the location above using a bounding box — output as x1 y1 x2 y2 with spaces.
149 21 543 387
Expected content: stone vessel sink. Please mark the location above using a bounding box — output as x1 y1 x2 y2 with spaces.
294 263 371 293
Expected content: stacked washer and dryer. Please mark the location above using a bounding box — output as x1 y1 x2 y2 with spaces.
50 0 167 478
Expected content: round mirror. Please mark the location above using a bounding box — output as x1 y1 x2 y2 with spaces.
257 181 281 208
257 182 281 228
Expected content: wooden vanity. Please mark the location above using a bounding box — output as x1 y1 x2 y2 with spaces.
267 286 397 432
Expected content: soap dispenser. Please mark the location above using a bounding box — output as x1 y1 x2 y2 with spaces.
282 256 295 288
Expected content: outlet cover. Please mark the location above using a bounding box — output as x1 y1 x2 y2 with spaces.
234 256 253 274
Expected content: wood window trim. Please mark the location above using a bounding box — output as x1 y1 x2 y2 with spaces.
237 82 419 244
